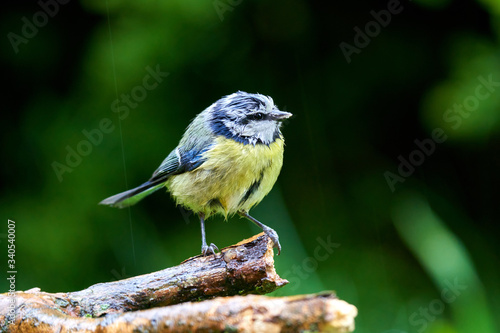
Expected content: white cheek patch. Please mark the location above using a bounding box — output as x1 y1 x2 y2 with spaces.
223 116 277 145
244 120 276 144
240 125 254 137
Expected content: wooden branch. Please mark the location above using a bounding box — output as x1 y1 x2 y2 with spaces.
3 292 357 333
0 233 286 320
0 233 358 332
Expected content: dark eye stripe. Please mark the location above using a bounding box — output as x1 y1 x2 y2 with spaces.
248 112 265 121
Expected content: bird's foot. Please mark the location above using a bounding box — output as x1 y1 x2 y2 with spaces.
201 242 219 256
263 227 281 255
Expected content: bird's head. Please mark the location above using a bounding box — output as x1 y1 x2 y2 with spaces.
207 91 292 145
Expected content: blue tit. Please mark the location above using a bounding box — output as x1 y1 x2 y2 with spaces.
100 91 292 256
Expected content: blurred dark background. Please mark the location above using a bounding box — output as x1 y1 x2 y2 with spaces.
1 0 499 332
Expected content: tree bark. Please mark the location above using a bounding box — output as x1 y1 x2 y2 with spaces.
3 292 356 333
0 233 358 332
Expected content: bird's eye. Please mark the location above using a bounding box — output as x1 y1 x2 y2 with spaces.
250 112 264 120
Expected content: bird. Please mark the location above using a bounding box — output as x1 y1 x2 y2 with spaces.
99 91 292 256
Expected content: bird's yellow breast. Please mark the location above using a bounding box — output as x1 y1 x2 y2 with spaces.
166 136 285 217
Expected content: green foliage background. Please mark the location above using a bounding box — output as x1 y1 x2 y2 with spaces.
1 1 499 332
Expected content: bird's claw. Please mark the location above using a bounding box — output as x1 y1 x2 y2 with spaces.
201 243 219 256
263 227 281 255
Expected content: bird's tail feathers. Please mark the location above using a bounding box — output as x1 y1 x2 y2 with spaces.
99 181 165 208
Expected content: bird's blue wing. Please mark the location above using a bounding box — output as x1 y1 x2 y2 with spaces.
100 114 215 208
149 113 216 182
149 149 181 180
99 143 212 208
149 143 213 182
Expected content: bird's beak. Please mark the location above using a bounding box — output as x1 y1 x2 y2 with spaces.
269 110 293 120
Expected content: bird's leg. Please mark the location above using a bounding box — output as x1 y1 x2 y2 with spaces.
199 212 219 256
238 211 281 255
